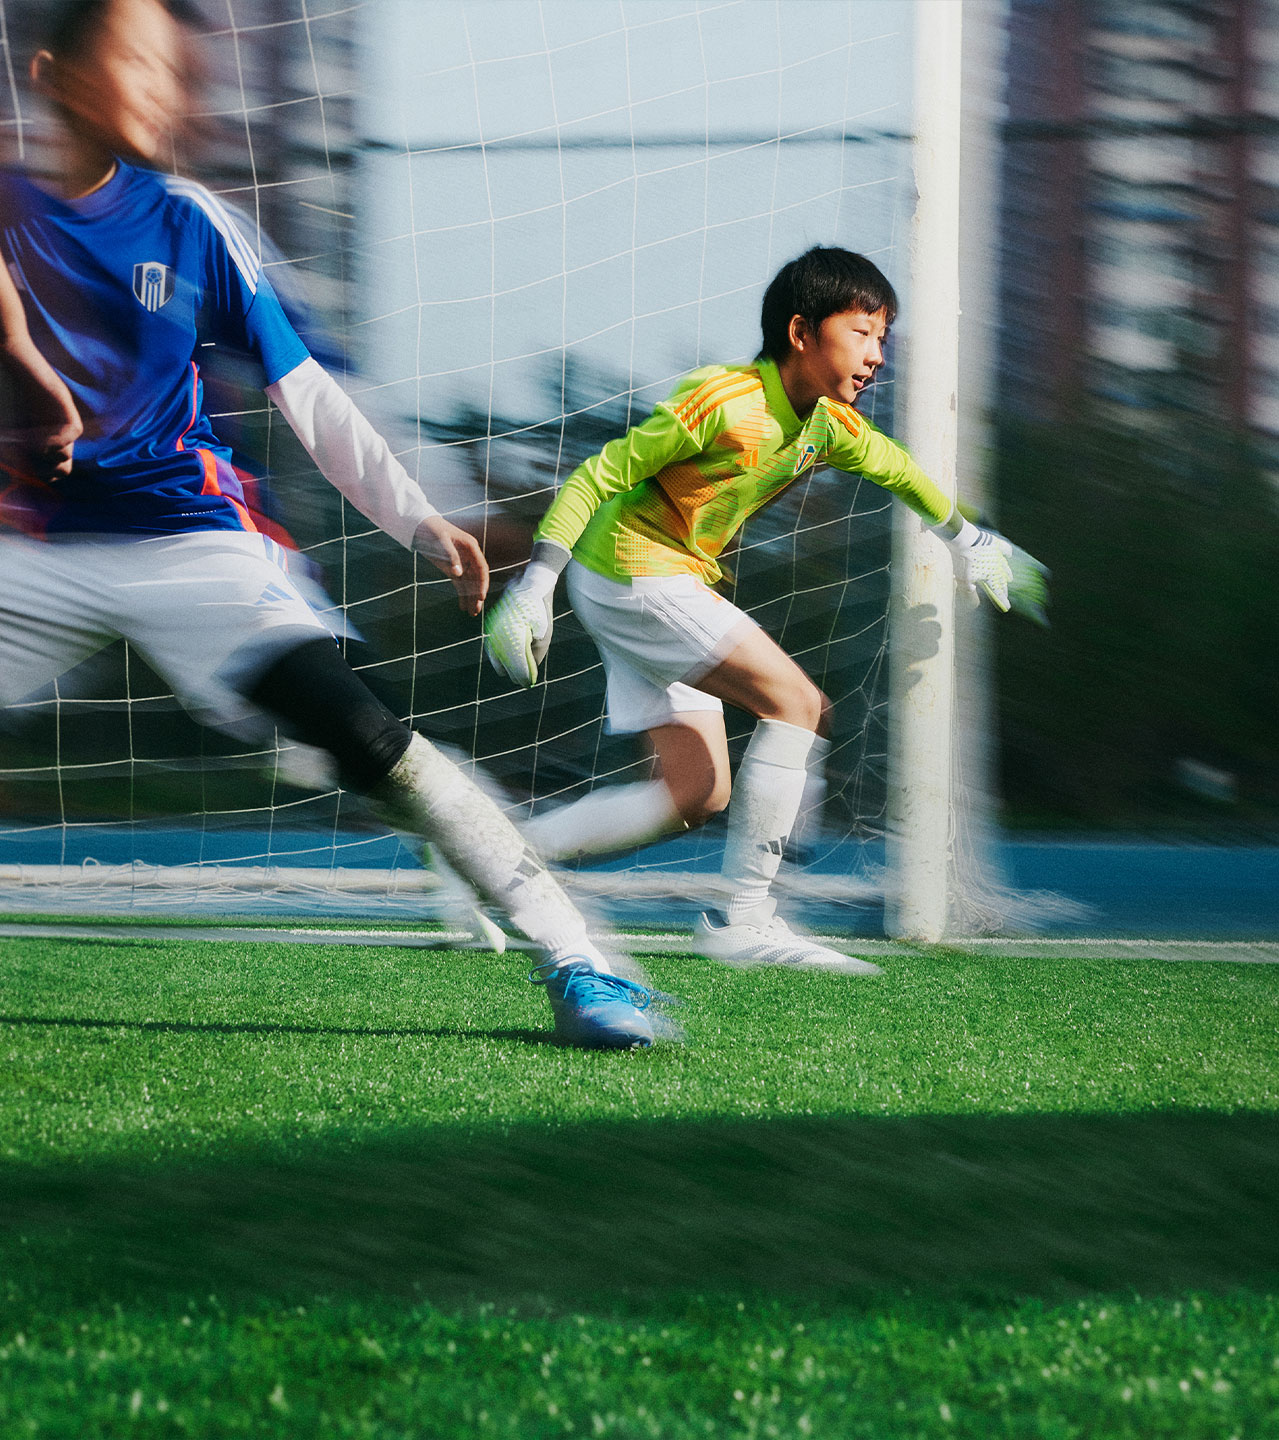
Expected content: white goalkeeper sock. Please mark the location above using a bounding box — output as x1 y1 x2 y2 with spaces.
720 718 816 925
523 780 685 862
369 734 609 972
790 733 831 854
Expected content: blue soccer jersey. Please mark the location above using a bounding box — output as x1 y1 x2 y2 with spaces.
0 160 310 535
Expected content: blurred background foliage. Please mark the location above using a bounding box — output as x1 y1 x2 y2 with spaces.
996 413 1279 831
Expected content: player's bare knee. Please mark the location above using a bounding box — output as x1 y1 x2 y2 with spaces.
698 774 733 824
816 690 834 739
773 680 823 733
672 770 731 827
677 795 723 828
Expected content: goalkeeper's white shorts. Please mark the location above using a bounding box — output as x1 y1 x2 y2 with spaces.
566 560 757 735
0 530 334 738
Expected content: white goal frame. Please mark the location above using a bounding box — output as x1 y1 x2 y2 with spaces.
886 0 964 943
889 0 1008 943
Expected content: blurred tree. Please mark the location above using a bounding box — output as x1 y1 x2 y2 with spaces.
997 414 1279 830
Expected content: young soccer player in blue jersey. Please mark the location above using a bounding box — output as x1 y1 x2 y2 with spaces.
485 247 1048 971
0 0 659 1049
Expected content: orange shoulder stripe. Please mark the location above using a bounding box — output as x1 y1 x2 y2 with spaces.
673 370 745 416
676 375 763 432
682 385 761 432
827 401 865 438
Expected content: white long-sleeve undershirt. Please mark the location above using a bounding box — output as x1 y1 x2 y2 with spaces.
266 357 438 550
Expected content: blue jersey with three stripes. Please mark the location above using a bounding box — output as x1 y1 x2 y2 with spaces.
0 159 309 535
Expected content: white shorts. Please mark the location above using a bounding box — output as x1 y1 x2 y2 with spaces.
566 560 757 734
0 531 333 737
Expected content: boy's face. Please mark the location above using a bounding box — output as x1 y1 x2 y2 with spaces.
41 0 183 165
789 307 889 411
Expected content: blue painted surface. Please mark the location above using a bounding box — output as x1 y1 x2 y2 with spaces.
591 835 1279 937
999 840 1279 939
0 826 412 869
3 825 1278 937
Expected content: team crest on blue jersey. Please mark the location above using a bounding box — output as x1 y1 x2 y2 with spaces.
132 261 174 312
793 443 818 476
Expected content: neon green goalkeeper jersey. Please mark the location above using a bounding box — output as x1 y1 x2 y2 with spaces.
534 355 952 586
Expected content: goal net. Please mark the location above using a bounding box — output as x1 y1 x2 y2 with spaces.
0 0 997 935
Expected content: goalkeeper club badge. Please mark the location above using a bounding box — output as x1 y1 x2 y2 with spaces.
133 261 174 312
793 443 818 477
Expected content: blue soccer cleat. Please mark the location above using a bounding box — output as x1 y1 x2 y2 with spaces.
530 959 655 1049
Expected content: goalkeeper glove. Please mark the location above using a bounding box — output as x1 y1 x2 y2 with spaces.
936 514 1050 626
1004 539 1050 627
483 539 571 687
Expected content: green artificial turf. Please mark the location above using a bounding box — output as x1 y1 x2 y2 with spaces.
1 929 1277 1437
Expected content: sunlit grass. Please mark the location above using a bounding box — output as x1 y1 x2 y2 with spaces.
1 929 1277 1437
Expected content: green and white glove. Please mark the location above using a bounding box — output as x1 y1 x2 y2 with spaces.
1004 539 1050 627
935 514 1050 626
483 539 571 687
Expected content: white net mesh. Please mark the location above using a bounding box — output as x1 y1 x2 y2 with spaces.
0 0 921 928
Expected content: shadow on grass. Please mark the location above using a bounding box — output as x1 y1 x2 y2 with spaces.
0 1013 555 1045
3 1109 1278 1310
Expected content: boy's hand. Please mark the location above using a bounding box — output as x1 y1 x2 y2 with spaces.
412 515 489 615
949 524 1013 611
0 339 82 479
942 519 1050 625
482 540 571 687
1004 540 1050 627
484 566 556 687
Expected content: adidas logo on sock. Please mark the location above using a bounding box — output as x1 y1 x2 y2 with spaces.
510 848 544 887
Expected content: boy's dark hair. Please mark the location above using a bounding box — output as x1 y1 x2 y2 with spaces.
41 0 202 56
759 247 897 360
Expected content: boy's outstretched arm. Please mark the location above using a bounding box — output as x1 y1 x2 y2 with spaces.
826 402 1049 625
266 358 488 614
484 404 703 686
0 258 82 479
931 508 1050 626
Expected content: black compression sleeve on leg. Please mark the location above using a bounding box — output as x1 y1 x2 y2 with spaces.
247 637 412 792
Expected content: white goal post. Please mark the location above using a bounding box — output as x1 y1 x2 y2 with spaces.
888 0 1012 943
887 0 964 943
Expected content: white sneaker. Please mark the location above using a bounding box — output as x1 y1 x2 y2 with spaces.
693 906 882 976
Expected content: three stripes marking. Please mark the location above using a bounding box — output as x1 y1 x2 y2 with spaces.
674 371 763 432
162 176 261 294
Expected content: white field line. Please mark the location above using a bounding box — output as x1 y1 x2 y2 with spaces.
0 923 1276 963
0 864 880 901
0 922 501 949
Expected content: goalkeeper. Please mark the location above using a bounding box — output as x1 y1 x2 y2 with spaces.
485 246 1048 972
0 0 658 1050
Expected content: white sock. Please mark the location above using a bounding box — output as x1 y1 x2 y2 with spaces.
369 734 609 971
790 733 831 854
720 718 816 925
523 780 685 862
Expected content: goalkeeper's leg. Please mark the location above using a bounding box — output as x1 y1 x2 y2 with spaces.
523 716 729 862
717 716 815 921
526 562 741 862
523 779 684 862
691 628 876 974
